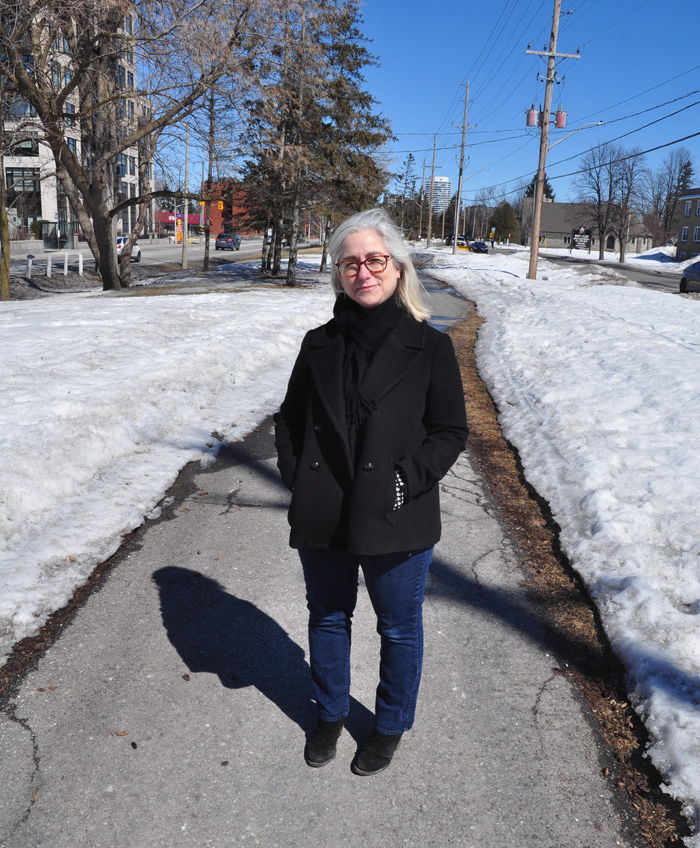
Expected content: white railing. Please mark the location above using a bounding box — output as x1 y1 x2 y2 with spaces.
25 251 85 279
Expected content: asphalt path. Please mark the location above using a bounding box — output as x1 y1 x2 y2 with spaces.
0 284 638 848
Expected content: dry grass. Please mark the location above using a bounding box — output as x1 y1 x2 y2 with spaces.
448 309 689 848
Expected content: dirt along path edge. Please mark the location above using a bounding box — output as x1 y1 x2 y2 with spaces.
447 309 690 848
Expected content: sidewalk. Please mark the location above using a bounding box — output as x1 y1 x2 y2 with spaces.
0 408 635 848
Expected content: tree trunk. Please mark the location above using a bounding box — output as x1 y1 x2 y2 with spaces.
203 91 215 273
318 216 331 273
94 215 122 290
0 194 10 302
286 172 302 287
271 212 284 276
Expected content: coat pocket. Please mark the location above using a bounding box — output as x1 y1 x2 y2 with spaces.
385 459 400 525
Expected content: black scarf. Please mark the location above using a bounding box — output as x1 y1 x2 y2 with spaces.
333 295 403 443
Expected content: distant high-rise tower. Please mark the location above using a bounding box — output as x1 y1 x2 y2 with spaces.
428 176 451 212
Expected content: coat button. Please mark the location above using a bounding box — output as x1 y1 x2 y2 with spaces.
313 424 322 432
310 461 320 470
362 462 374 471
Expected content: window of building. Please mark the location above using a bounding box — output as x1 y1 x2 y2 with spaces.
66 137 77 155
694 227 700 242
9 136 39 156
681 227 689 242
128 100 134 120
679 251 686 260
125 15 133 34
130 183 136 198
51 63 61 87
118 98 125 120
129 156 136 176
6 167 40 194
696 200 700 216
65 102 75 126
127 71 134 89
685 200 692 216
117 65 126 88
52 32 71 54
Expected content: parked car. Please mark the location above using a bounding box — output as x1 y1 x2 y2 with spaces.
445 234 467 247
680 260 700 293
215 232 241 251
116 235 141 262
470 241 489 254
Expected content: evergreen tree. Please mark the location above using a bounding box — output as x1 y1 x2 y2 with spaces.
238 0 392 284
524 173 555 201
488 201 520 243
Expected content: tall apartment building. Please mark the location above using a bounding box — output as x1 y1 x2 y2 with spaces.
427 175 451 213
3 12 151 249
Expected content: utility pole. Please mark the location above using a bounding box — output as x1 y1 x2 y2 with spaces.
418 159 426 241
526 0 579 279
181 124 189 270
452 81 470 255
426 136 436 247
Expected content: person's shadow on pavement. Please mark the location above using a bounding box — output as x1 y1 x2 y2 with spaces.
152 566 373 740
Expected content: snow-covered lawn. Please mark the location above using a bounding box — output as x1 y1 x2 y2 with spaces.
2 249 699 843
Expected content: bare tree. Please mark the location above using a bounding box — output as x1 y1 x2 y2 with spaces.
0 0 276 290
472 187 497 239
573 142 625 260
609 148 646 263
640 148 694 246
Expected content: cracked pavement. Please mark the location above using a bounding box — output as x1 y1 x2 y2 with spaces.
0 426 637 848
0 287 638 848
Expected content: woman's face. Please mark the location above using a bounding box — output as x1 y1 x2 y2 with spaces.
337 229 400 309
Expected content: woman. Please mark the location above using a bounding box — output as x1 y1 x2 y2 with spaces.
274 208 468 776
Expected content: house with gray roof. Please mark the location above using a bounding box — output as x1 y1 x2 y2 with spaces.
521 198 652 255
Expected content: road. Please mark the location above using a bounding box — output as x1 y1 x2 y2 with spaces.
137 237 266 267
8 237 267 277
535 250 681 293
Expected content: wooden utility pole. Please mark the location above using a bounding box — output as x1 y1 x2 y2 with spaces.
426 136 436 247
526 0 578 279
452 81 470 255
418 159 426 241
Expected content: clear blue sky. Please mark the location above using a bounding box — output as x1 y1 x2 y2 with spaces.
358 0 700 205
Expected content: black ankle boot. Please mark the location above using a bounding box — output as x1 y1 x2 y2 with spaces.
351 730 403 776
304 718 345 767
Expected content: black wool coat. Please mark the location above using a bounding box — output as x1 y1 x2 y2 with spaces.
274 310 469 555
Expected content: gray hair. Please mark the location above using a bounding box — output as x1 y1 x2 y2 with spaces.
328 208 430 322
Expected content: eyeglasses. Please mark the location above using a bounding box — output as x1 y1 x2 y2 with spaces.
335 255 391 278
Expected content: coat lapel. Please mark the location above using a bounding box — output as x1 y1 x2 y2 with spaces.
306 314 426 476
306 329 354 469
360 314 426 403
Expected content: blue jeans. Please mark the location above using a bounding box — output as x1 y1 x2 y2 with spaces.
299 546 434 735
